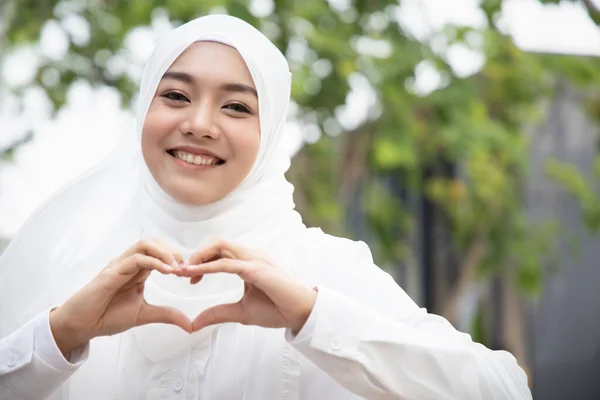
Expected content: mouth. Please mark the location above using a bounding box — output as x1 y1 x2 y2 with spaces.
167 149 226 167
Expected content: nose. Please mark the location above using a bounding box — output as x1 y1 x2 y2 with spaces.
181 103 221 140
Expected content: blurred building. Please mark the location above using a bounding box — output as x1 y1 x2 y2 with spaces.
525 81 600 400
407 80 600 399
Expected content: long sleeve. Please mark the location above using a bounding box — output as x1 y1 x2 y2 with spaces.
0 310 89 400
287 235 532 400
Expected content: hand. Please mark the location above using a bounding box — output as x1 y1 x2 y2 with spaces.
49 239 192 356
183 239 317 334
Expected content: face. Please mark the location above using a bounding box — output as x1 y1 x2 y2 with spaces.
142 41 260 205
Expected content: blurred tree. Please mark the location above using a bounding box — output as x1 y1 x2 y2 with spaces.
3 0 600 355
545 157 600 232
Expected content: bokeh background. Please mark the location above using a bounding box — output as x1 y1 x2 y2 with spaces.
2 0 600 398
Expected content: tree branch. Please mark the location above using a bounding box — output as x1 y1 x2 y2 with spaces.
581 0 600 24
338 121 378 200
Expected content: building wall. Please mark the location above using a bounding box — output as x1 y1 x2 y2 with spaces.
526 82 600 399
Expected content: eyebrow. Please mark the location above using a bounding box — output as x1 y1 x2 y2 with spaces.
161 71 258 97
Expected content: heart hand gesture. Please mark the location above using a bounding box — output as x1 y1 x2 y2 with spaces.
49 239 192 355
183 239 317 334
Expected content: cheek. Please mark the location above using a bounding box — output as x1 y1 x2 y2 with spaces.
141 105 179 169
230 123 260 168
143 107 174 144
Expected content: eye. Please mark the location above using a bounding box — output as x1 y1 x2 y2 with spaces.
223 103 252 115
161 92 190 103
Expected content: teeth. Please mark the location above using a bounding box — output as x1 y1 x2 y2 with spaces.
174 151 219 166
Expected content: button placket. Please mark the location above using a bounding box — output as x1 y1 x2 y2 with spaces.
167 349 192 400
280 343 300 400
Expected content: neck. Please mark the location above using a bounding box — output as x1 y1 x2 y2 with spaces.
138 161 303 247
141 165 236 222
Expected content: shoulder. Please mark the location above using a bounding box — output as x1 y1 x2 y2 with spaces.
2 155 138 259
300 228 373 262
294 227 376 279
295 228 419 316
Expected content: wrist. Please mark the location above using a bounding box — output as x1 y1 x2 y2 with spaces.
49 307 89 357
291 287 318 335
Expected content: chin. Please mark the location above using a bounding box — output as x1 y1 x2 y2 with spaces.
173 191 217 206
167 186 225 206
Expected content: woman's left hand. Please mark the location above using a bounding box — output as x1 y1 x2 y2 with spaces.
183 239 317 334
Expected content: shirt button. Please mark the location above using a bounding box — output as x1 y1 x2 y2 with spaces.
6 353 18 367
331 338 341 351
6 349 18 367
172 378 184 392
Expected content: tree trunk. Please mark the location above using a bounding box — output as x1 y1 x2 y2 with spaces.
441 235 487 324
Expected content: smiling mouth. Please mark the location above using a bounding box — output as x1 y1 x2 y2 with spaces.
167 150 226 166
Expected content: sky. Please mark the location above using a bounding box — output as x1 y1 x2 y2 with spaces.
1 0 600 239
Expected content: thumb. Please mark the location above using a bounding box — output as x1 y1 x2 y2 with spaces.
137 303 193 333
192 302 247 332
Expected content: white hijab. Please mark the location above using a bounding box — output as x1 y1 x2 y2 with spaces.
0 15 307 363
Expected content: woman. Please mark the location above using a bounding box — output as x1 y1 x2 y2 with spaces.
0 14 531 400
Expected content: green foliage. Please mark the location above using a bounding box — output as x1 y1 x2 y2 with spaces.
545 158 600 231
470 306 486 344
3 0 599 304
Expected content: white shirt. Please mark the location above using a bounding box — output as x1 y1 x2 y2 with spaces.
0 237 533 400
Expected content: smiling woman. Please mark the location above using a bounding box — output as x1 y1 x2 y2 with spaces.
0 14 532 400
142 41 260 205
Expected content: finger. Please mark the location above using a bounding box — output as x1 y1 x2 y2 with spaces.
152 238 185 266
138 304 193 333
117 239 179 268
104 254 174 289
122 268 152 289
192 302 247 331
190 275 203 285
116 240 154 261
213 239 271 264
188 238 231 266
188 238 252 265
183 258 251 279
142 240 181 268
121 254 174 275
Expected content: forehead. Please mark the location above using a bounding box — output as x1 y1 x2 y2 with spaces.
166 41 255 85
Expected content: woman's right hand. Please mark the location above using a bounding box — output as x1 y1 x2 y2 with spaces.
49 239 192 356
